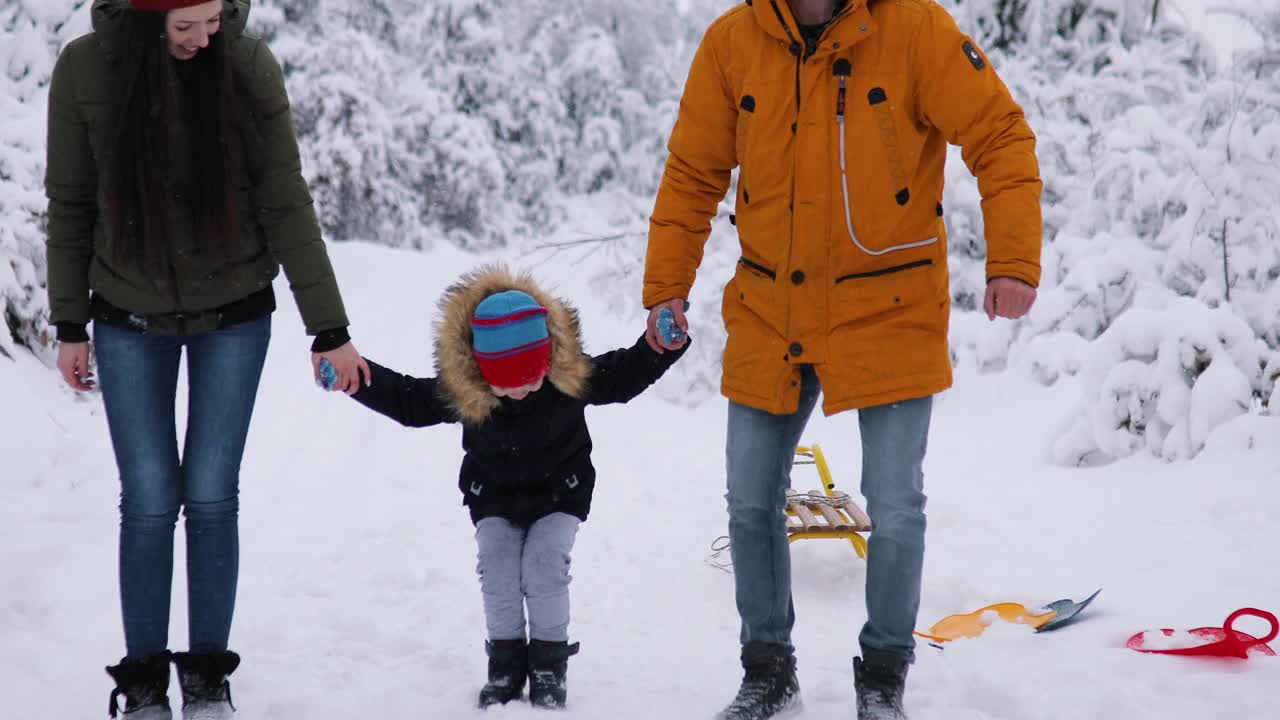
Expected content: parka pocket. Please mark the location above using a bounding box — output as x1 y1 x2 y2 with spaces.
737 255 776 281
834 258 933 285
550 471 587 504
833 70 937 257
724 256 786 336
830 257 944 332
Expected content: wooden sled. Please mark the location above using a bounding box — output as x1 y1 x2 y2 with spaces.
788 444 873 559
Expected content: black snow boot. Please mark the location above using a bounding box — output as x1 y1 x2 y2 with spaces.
527 639 580 709
478 639 528 708
172 651 240 719
853 653 909 720
106 651 173 718
715 642 801 720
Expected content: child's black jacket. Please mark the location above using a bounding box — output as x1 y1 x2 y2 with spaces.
351 267 688 527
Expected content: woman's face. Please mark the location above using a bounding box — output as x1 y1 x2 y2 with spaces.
165 1 224 61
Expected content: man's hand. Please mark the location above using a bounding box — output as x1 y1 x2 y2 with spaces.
312 342 371 395
984 277 1037 321
645 299 690 353
56 342 95 391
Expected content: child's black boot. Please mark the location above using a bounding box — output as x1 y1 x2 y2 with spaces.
106 651 173 718
479 639 528 708
527 639 580 709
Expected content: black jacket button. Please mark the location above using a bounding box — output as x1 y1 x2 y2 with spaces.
791 270 805 285
789 343 804 357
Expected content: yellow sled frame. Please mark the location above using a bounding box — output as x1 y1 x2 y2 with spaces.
788 445 872 559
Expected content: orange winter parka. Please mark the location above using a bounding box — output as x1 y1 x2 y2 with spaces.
644 0 1043 415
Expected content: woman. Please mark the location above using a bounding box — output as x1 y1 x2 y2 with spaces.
45 1 367 716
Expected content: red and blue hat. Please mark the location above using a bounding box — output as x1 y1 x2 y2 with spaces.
471 290 551 389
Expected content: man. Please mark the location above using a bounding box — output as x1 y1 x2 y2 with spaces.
643 0 1042 718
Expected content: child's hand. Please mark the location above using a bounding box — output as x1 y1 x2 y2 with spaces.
658 306 687 345
311 342 371 395
646 299 689 353
318 358 338 391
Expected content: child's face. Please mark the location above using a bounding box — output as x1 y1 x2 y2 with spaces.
490 374 545 401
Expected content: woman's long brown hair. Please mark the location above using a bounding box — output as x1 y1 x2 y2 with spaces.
106 8 242 273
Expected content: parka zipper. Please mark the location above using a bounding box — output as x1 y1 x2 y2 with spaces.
833 61 937 256
767 0 858 221
166 119 187 331
738 256 778 280
163 223 187 332
768 1 804 115
807 2 853 60
767 0 804 347
835 259 933 284
769 2 937 259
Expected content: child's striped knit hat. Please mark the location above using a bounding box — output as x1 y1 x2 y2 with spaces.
471 290 551 389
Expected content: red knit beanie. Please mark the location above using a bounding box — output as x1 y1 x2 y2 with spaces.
471 291 552 389
130 0 216 11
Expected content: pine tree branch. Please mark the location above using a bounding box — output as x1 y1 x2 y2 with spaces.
526 232 645 252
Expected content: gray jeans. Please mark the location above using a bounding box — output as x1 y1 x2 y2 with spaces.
474 512 580 642
726 365 931 662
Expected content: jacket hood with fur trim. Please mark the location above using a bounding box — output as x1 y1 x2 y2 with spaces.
434 266 592 425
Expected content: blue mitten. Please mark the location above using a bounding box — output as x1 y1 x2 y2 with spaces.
319 358 338 391
657 301 691 345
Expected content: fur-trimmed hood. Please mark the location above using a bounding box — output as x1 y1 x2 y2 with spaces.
435 265 592 424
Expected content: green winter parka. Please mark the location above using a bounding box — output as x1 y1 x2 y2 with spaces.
45 0 348 338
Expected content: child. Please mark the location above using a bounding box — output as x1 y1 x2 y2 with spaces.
344 266 688 709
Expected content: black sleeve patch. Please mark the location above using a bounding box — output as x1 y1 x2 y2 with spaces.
962 40 986 71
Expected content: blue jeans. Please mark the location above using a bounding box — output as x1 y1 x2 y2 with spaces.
94 316 271 658
725 365 931 662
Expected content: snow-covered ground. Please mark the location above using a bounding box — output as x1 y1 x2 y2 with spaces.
4 241 1278 718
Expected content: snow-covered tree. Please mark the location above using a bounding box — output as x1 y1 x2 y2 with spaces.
255 0 717 248
1050 298 1275 464
1 0 719 354
980 0 1280 462
0 0 91 357
3 0 1275 460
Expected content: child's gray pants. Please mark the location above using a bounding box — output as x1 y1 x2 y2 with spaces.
474 512 580 642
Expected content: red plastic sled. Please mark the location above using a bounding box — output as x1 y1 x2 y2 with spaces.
1127 608 1278 659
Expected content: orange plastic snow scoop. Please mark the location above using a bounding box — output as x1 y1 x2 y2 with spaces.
915 603 1054 642
915 590 1101 643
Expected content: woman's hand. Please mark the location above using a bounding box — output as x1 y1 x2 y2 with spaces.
311 342 371 395
57 342 95 391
